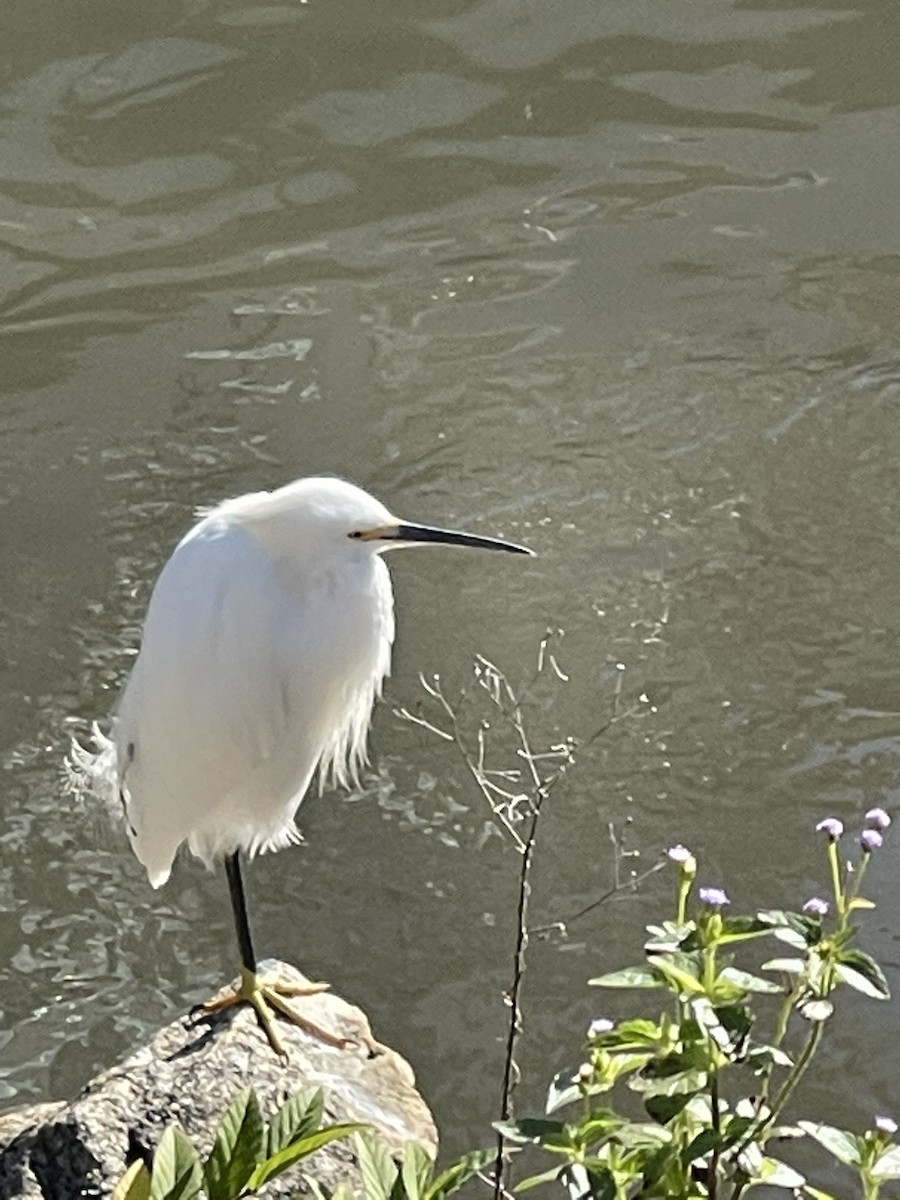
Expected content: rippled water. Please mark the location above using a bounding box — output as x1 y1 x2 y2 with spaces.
3 0 900 1182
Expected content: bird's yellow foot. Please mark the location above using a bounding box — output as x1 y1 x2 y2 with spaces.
199 966 349 1058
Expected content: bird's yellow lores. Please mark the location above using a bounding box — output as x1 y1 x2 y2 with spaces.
72 476 531 1056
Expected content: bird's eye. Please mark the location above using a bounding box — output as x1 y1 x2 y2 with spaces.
348 530 363 539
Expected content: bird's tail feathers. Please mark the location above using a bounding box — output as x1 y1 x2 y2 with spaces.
66 722 122 821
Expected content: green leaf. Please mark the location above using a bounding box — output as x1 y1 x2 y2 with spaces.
717 915 781 942
772 927 810 951
246 1124 364 1192
561 1162 616 1200
354 1132 399 1200
746 1043 793 1071
872 1145 900 1180
589 966 663 989
113 1161 151 1200
802 1189 838 1200
714 1001 753 1042
688 997 734 1053
646 952 704 996
598 1051 654 1085
718 966 783 994
576 1111 625 1148
643 1093 691 1124
847 896 875 911
682 1093 715 1124
424 1149 495 1200
400 1142 433 1200
266 1087 324 1156
516 1166 564 1193
304 1179 335 1200
768 1122 805 1141
594 1018 663 1050
830 927 855 952
805 951 828 992
798 1122 861 1167
203 1087 264 1200
835 949 890 999
646 918 689 937
718 1115 755 1151
630 1066 707 1098
494 1118 570 1150
756 909 823 950
762 957 805 975
681 1128 719 1165
612 1122 671 1151
834 963 886 999
639 1145 672 1190
310 1185 355 1200
149 1127 203 1200
757 909 820 944
754 1157 805 1188
547 1066 582 1114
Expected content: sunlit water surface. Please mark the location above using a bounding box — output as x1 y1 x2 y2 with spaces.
3 0 900 1189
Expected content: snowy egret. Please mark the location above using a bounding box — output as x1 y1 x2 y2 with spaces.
73 476 530 1055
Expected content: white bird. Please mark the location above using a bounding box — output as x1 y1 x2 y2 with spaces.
73 475 530 1055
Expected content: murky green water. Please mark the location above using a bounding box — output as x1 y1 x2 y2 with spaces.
3 0 900 1184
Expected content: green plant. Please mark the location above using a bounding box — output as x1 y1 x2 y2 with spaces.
307 1133 494 1200
113 1086 363 1200
498 811 895 1198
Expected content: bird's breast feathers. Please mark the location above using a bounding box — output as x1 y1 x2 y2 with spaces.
113 523 394 876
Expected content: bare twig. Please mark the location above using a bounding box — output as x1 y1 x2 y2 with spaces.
393 705 454 741
395 631 652 1200
529 855 667 938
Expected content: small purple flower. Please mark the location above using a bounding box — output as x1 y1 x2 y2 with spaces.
816 817 844 841
588 1017 614 1038
866 807 891 831
861 828 883 854
876 1115 898 1135
802 897 829 917
699 886 730 908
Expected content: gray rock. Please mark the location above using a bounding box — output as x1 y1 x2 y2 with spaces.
0 961 437 1198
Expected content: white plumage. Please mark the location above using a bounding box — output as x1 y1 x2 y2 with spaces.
77 477 396 886
70 474 529 1055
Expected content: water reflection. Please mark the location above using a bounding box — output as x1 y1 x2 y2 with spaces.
2 0 900 1182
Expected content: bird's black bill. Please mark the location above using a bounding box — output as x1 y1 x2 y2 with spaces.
393 522 532 555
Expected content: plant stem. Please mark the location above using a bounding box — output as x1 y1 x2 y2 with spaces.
708 1070 721 1200
863 1174 879 1200
767 1019 823 1125
751 981 801 1115
846 853 871 915
492 795 543 1200
827 840 844 920
766 944 837 1129
676 872 692 926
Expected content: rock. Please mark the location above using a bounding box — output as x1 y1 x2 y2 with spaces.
0 961 437 1198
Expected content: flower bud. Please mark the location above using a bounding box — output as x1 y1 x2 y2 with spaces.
698 886 729 908
667 844 697 876
865 807 891 831
861 828 883 854
815 817 843 840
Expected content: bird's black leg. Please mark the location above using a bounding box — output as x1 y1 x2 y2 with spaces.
201 848 346 1055
225 850 257 973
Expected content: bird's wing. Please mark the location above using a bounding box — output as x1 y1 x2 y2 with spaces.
114 519 313 879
